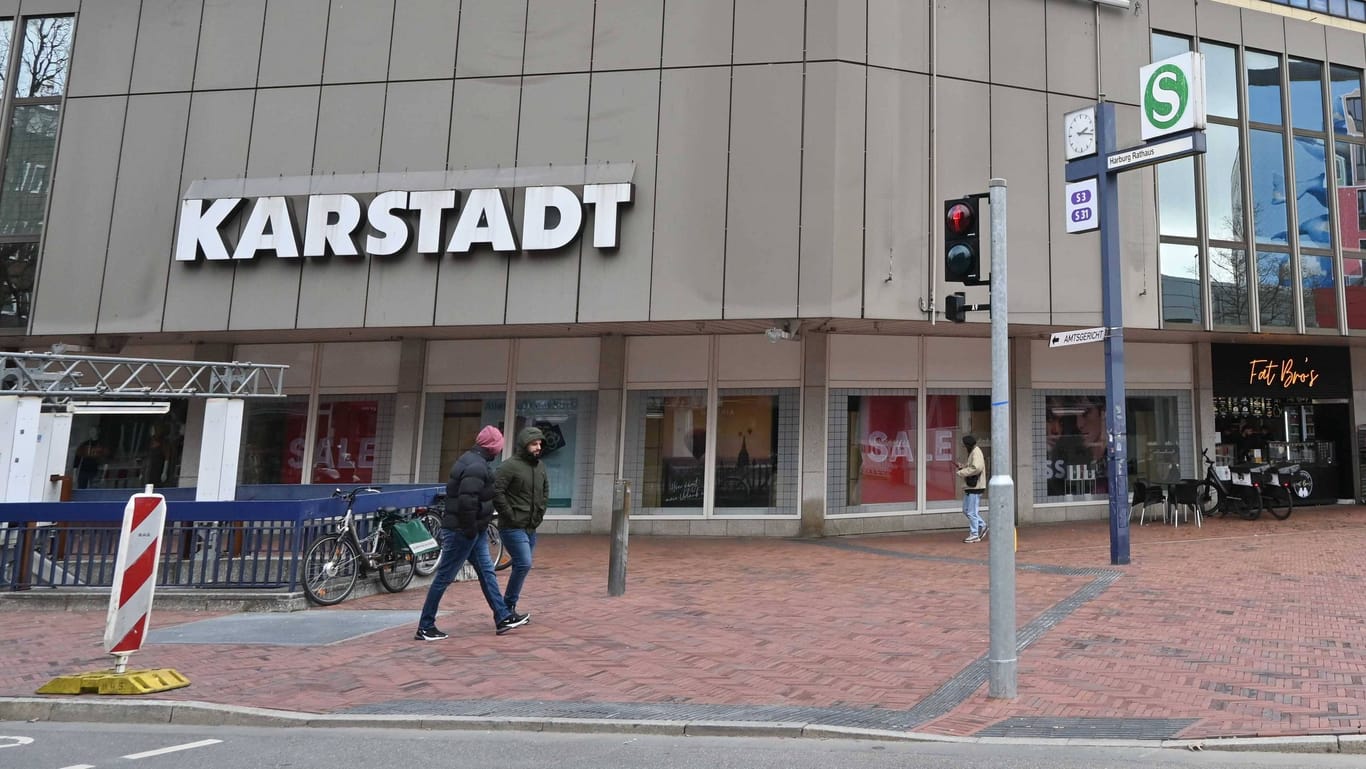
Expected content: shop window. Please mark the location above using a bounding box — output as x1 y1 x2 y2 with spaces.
926 393 990 510
511 392 596 515
71 402 189 490
307 395 394 484
239 395 309 485
624 390 708 515
419 392 505 484
712 389 797 516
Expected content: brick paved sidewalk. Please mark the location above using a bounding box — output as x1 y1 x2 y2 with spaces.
4 507 1364 740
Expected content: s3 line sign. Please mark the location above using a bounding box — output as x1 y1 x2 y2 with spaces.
174 180 632 262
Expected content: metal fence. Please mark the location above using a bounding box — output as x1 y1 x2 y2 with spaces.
0 486 441 593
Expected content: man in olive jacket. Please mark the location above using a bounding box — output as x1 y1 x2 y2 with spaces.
493 426 549 620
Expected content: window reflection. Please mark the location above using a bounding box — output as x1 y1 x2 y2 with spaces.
1249 129 1289 245
1151 32 1190 63
1210 247 1251 327
0 242 35 328
1201 42 1239 120
1335 141 1366 261
1257 250 1294 328
0 104 57 236
1247 50 1283 125
1159 242 1201 325
1293 136 1331 249
1301 253 1336 330
1330 65 1363 139
15 17 71 98
1205 124 1243 241
1288 58 1325 132
1346 256 1366 330
1157 157 1197 237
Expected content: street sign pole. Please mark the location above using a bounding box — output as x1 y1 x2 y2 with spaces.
1096 102 1130 566
986 178 1016 699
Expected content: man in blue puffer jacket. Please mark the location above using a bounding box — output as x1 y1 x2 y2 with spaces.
415 426 530 641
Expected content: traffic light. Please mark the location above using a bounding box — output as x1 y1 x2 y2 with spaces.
945 291 967 323
944 196 981 285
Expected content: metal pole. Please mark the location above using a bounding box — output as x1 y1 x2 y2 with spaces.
608 480 630 596
987 178 1016 699
1097 102 1131 566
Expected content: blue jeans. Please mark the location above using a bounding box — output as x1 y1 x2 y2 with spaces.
963 492 985 536
500 528 536 610
418 527 510 630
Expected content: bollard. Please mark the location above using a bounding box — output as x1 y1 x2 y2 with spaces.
608 480 630 596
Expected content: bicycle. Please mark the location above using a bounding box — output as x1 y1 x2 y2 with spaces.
300 487 418 606
423 494 511 572
1195 449 1295 521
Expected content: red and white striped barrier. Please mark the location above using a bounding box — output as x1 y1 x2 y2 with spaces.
103 487 167 661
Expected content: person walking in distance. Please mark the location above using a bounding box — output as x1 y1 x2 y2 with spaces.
415 426 530 641
956 434 987 543
493 426 549 621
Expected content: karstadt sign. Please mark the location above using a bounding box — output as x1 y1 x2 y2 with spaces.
175 180 633 262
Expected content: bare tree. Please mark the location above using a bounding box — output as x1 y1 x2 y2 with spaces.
18 17 72 99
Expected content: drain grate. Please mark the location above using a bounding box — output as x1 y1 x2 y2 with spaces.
975 717 1196 740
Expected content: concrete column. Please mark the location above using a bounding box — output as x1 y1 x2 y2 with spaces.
1010 336 1033 523
1194 342 1216 466
590 335 626 533
388 339 426 483
800 331 828 537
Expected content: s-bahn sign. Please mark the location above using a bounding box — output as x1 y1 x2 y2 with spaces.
1139 52 1206 141
175 179 633 262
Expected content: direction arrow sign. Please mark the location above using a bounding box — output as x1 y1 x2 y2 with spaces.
1049 327 1108 347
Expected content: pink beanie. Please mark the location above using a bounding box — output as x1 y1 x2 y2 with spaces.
475 425 504 454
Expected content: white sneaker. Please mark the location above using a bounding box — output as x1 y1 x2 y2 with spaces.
963 534 981 543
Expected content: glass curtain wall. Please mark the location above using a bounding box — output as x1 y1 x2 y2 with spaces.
1330 64 1366 330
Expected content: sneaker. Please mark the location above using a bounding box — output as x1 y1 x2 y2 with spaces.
979 524 989 540
507 604 531 624
496 612 530 635
414 626 448 642
963 535 981 543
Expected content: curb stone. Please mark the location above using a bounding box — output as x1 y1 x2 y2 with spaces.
0 696 1357 753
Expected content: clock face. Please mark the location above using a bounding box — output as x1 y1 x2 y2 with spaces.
1065 108 1096 159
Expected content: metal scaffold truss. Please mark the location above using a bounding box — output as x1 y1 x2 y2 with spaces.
0 351 287 402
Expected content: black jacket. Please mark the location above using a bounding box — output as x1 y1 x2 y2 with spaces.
493 427 549 531
443 445 498 537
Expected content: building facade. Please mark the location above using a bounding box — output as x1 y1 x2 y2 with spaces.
6 0 1366 535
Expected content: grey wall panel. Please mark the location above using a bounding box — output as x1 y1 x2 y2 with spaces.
435 77 517 325
868 0 927 73
864 69 931 320
661 0 732 69
258 0 328 87
379 80 452 172
1241 8 1285 54
227 86 318 330
724 63 801 319
990 86 1049 322
164 90 254 332
30 96 125 335
66 0 139 97
650 67 729 320
579 69 657 323
1147 0 1195 32
937 0 987 82
525 0 593 75
389 0 459 80
1099 4 1150 107
799 62 864 319
363 80 453 328
194 0 266 91
1045 0 1098 99
1048 95 1103 323
1283 19 1326 60
989 0 1044 90
1194 0 1240 44
296 82 385 329
805 0 865 63
322 0 395 84
456 0 526 78
591 0 662 71
734 0 802 65
1326 26 1366 69
130 0 203 94
98 93 190 334
505 74 589 325
19 0 76 12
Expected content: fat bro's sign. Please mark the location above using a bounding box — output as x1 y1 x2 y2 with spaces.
175 182 633 262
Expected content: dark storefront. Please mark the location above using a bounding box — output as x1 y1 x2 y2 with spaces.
1211 344 1353 505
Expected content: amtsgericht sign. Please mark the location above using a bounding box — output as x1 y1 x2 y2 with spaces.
175 175 633 262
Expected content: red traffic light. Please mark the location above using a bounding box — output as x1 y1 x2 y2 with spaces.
945 202 976 236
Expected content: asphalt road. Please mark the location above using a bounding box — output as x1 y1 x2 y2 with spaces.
2 722 1364 769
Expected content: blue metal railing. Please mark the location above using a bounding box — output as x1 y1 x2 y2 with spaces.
0 486 442 593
